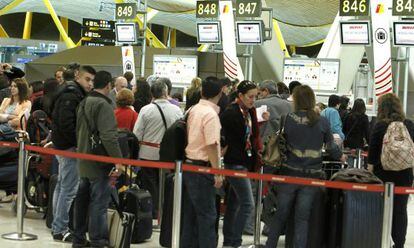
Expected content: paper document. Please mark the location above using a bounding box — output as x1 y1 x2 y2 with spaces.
256 105 268 122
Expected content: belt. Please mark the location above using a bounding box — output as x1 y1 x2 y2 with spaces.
139 141 160 148
281 164 323 174
185 159 210 167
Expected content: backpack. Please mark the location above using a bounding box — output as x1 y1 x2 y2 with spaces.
261 115 287 167
159 112 189 162
26 110 51 144
381 121 414 171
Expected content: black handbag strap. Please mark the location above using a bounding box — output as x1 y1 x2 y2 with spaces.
153 102 168 130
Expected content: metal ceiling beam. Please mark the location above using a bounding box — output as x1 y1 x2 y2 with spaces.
42 0 75 48
0 0 26 16
22 12 32 39
273 19 290 58
60 17 69 42
0 25 9 38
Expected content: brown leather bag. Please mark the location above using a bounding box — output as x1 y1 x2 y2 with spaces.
261 115 287 167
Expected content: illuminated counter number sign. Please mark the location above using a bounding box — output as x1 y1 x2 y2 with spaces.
339 0 369 16
196 1 219 18
236 0 262 17
115 3 137 20
393 0 414 16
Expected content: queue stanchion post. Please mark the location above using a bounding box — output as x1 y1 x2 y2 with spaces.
172 160 183 248
357 149 362 169
254 166 264 246
381 182 394 248
2 132 37 241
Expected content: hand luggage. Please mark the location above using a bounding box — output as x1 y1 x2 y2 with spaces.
108 194 135 248
119 184 153 243
328 169 383 248
159 173 174 247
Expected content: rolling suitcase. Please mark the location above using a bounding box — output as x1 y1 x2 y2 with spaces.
108 194 135 248
119 184 153 243
159 173 174 247
328 169 383 248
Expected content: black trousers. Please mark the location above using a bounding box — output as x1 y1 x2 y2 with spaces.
137 167 159 218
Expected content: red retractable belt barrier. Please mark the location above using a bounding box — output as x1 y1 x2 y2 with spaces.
1 141 413 194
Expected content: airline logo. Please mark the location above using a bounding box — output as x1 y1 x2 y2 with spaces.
376 3 384 14
124 48 131 57
222 4 229 14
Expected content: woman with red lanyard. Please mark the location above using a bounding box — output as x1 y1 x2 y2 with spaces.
220 80 267 248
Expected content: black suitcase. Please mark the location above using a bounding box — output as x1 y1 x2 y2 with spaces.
108 194 135 248
119 184 153 243
159 173 174 247
328 189 383 248
285 188 327 248
0 160 17 192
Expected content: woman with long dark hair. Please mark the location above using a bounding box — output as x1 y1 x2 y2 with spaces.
220 80 265 248
133 77 152 113
368 93 414 248
343 98 370 149
265 85 344 248
0 78 31 130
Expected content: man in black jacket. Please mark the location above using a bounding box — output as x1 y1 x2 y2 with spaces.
0 63 25 81
50 65 96 242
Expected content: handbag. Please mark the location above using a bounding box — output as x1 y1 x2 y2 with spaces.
261 114 287 167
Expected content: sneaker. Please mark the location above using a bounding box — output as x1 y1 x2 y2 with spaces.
53 231 73 243
72 241 90 248
0 194 15 203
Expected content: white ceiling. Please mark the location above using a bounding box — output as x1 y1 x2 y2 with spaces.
0 0 338 46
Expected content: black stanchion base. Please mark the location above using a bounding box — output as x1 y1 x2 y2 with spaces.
2 232 37 241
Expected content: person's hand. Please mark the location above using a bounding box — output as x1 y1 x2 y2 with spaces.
262 111 270 121
109 164 124 186
7 114 17 120
214 175 223 189
0 63 11 73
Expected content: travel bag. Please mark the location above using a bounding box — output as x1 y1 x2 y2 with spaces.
108 194 135 248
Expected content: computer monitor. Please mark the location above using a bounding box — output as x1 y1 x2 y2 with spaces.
197 21 221 44
236 21 263 45
340 21 370 45
115 23 137 44
393 21 414 46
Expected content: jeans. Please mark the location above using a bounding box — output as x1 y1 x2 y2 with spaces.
52 148 79 235
244 180 258 233
392 193 410 248
72 177 111 247
181 172 217 248
265 183 319 248
222 165 254 247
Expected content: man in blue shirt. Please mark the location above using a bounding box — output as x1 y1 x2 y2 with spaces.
321 94 345 141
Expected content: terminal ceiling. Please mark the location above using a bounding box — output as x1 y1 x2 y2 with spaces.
0 0 339 46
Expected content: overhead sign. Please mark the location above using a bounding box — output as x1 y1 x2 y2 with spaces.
115 3 137 20
340 0 370 16
115 23 137 44
236 21 263 45
197 21 221 44
392 0 414 15
82 18 115 46
121 46 136 85
340 21 370 45
196 1 219 18
153 55 198 86
283 58 340 93
393 21 414 46
236 0 262 17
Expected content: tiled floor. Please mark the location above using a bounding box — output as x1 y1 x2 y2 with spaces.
0 197 413 248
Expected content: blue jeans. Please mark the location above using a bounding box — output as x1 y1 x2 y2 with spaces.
52 148 79 235
180 172 217 248
265 183 319 248
72 177 111 247
223 165 254 247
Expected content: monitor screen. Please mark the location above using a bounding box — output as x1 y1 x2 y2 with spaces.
197 22 221 44
393 22 414 46
340 21 370 45
115 23 136 43
236 21 263 45
283 58 340 93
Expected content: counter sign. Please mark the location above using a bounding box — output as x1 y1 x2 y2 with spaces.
340 0 369 16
